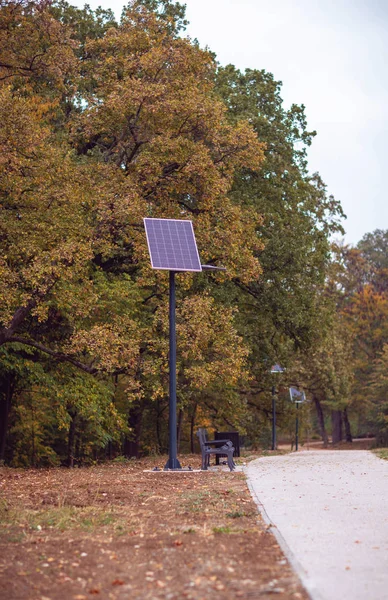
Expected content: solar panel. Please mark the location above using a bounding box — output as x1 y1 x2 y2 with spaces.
144 218 202 272
289 387 306 403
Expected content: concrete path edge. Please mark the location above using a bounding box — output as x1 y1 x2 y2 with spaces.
245 461 324 600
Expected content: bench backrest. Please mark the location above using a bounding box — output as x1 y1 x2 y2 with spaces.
196 428 209 449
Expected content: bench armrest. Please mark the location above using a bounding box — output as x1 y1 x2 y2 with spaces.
204 440 233 447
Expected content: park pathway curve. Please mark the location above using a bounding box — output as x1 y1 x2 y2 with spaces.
246 450 388 600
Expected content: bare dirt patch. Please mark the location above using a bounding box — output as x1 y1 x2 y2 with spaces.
0 455 308 600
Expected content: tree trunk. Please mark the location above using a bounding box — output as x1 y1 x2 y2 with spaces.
0 374 14 462
313 396 328 447
331 410 343 444
67 410 77 468
190 403 197 453
31 402 36 468
343 407 353 442
124 402 143 458
156 400 163 452
75 428 82 464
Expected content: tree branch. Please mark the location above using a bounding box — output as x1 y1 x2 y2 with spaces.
8 336 98 374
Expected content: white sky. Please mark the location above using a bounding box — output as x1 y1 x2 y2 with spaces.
70 0 388 245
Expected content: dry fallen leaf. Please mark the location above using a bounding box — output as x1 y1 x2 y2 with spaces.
214 583 225 590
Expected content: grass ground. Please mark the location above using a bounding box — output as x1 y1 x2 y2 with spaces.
0 453 308 600
373 448 388 461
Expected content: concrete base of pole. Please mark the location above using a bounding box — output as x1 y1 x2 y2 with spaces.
163 457 182 470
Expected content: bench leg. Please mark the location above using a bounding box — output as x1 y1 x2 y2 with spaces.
201 452 208 470
227 451 235 471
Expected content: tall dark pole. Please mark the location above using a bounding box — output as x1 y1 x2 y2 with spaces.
295 402 299 451
164 271 181 470
271 385 276 451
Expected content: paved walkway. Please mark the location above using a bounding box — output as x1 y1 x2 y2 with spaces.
246 450 388 600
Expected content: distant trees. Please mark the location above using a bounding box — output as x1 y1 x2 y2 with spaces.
351 232 388 437
330 230 388 445
369 344 388 446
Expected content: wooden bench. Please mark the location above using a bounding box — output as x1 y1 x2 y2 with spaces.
196 428 236 471
214 431 241 465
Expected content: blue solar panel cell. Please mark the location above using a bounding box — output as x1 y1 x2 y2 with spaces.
144 218 202 272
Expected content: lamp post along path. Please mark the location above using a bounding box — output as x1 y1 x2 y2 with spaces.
271 384 276 451
144 218 225 470
168 269 180 469
289 387 306 451
270 364 285 451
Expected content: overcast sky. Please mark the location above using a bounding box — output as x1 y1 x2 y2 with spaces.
71 0 388 245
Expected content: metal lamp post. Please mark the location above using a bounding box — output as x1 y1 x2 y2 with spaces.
289 387 306 451
166 269 181 469
270 364 285 450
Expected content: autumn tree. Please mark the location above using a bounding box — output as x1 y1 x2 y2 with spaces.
209 65 346 443
142 293 250 453
323 231 388 443
0 0 266 463
357 229 388 293
1 0 353 460
290 309 354 445
369 344 388 446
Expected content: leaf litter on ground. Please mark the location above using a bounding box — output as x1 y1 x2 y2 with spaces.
0 455 308 599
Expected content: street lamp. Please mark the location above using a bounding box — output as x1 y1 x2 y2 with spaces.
289 387 306 451
270 364 285 450
144 218 225 471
